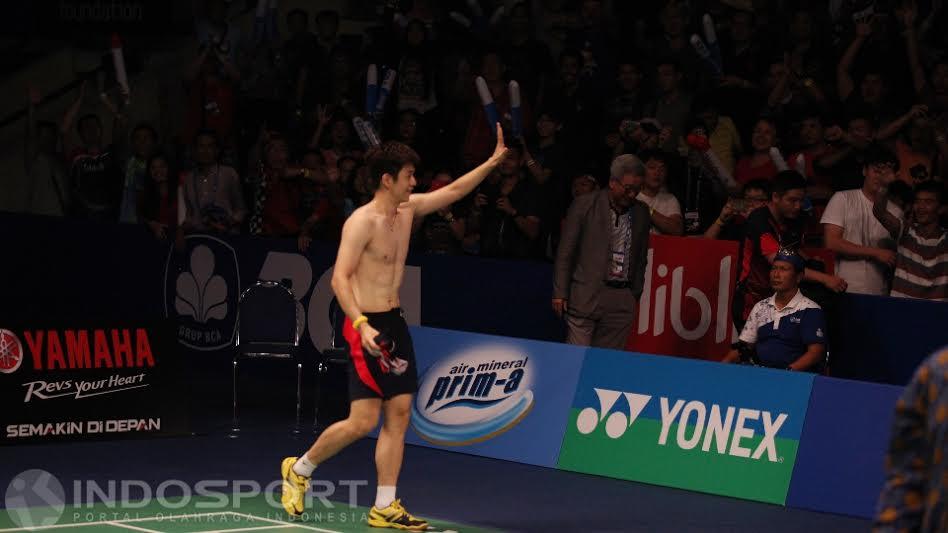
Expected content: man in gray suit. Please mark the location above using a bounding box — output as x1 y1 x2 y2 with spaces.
553 154 651 349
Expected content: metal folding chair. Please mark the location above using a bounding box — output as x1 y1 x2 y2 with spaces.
313 298 351 430
232 280 303 435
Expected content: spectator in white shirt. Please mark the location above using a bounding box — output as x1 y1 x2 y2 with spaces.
820 143 899 295
636 150 683 235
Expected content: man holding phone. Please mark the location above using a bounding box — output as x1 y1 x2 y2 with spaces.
702 179 770 241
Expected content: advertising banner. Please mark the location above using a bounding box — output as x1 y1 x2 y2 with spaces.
557 349 815 504
786 376 902 518
627 235 739 360
404 327 586 468
0 321 188 444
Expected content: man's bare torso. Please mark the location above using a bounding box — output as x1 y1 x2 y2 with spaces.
348 203 414 313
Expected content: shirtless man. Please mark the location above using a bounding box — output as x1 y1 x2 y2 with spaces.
281 125 507 529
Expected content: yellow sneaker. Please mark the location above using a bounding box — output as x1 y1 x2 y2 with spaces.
367 499 429 530
280 457 310 517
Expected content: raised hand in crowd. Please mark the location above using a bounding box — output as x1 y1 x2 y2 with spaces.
837 14 874 102
876 104 929 141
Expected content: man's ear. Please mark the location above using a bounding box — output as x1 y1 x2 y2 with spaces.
381 172 394 189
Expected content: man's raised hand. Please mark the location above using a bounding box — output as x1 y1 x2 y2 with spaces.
491 123 508 163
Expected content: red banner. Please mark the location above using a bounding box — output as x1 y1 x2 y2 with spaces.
626 236 739 361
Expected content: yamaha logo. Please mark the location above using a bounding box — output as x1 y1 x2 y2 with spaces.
164 235 240 351
0 329 24 374
411 345 534 446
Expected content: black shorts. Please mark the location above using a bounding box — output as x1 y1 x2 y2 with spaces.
342 308 419 401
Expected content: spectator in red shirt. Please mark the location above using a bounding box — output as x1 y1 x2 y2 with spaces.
298 149 347 248
462 50 529 169
249 134 309 237
789 111 834 202
734 170 847 329
735 117 784 186
183 45 239 158
140 153 178 241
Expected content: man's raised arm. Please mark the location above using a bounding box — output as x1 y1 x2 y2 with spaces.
410 123 508 217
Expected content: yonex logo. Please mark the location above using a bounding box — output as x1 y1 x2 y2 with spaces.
4 469 65 528
576 388 651 438
0 329 24 374
576 388 789 462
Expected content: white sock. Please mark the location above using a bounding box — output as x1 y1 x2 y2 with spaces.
375 486 396 509
293 455 317 477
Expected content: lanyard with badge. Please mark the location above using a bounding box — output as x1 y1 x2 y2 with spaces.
609 209 632 278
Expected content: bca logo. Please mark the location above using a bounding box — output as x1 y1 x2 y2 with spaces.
164 236 240 351
0 329 24 374
411 346 533 446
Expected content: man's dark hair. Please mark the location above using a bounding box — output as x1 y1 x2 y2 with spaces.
398 108 421 122
771 170 807 197
888 180 914 206
287 8 308 24
743 179 771 197
845 105 876 128
862 142 900 172
132 123 158 142
691 92 720 115
559 48 583 66
656 57 682 72
914 180 945 204
756 114 779 131
337 154 357 169
537 107 563 124
856 66 888 84
37 120 57 136
301 148 323 162
510 1 532 18
366 141 420 193
638 149 668 166
194 129 219 148
76 114 102 134
315 10 339 26
797 108 824 124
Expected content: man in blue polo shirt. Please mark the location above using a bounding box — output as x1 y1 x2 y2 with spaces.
723 249 827 371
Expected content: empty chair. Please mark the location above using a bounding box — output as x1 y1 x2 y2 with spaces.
232 279 303 435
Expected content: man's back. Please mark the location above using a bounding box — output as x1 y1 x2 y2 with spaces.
876 347 948 531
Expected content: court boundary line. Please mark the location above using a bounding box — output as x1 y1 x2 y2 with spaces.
0 512 234 532
199 524 296 533
226 512 340 533
105 521 162 533
0 507 471 533
0 511 347 533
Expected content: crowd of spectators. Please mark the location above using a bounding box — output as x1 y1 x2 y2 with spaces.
20 0 948 302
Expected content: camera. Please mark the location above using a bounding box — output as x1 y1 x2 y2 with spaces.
732 341 759 365
200 204 230 227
